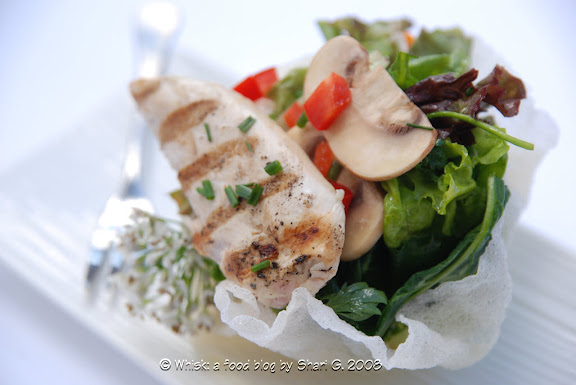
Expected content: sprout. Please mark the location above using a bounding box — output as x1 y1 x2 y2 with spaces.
115 209 223 335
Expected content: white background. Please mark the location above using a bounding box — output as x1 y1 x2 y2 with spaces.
1 0 575 384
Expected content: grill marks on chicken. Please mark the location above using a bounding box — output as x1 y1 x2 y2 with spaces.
224 215 340 301
177 137 259 192
191 171 299 253
159 100 219 145
130 76 345 308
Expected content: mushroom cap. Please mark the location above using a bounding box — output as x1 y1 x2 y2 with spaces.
325 103 437 181
303 35 370 100
304 36 437 181
336 169 385 261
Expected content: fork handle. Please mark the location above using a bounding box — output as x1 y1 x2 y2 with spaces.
119 4 183 198
118 123 150 198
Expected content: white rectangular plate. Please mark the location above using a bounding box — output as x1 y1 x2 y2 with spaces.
1 55 574 385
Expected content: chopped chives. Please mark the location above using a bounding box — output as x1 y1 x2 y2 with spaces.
251 259 270 272
296 111 308 128
326 160 343 181
245 140 254 152
224 185 239 207
406 122 434 130
169 189 193 215
235 184 253 200
204 122 212 142
247 184 264 206
264 160 283 175
196 179 215 200
238 116 256 133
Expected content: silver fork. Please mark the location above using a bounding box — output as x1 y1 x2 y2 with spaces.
86 2 183 296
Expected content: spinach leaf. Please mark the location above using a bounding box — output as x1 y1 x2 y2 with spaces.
375 175 509 338
336 239 388 291
319 282 388 322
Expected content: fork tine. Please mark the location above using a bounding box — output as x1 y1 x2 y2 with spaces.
109 246 125 276
86 247 110 287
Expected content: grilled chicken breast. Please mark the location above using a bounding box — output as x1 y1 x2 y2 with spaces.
130 76 345 308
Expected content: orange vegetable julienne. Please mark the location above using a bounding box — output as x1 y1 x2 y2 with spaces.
284 101 304 128
303 72 351 131
403 31 415 49
313 140 334 178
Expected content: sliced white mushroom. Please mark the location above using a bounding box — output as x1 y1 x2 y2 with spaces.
324 103 436 181
286 125 324 157
304 36 437 181
351 65 426 133
303 35 370 99
336 169 385 261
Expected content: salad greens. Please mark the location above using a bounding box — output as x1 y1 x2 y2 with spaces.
318 17 412 58
267 67 307 119
377 175 509 338
318 282 388 323
301 17 527 344
409 28 472 79
388 28 472 90
387 52 420 89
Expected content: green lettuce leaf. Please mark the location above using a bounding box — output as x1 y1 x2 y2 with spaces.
381 139 476 247
267 67 307 119
318 17 412 57
409 28 472 76
380 126 508 292
408 54 455 80
386 27 473 88
376 175 510 338
387 52 419 89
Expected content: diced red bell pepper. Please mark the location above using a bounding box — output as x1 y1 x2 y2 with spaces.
233 67 278 101
313 140 334 178
313 141 353 215
329 181 354 215
253 67 278 95
284 101 304 128
233 76 260 100
303 72 351 131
